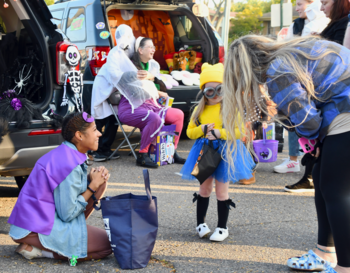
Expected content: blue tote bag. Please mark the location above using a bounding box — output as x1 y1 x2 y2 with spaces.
95 169 158 269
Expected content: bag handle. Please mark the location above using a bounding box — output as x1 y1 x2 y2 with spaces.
92 193 101 211
263 127 266 144
143 169 152 201
203 124 208 136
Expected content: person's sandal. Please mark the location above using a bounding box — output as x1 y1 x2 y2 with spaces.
16 243 43 260
287 250 336 271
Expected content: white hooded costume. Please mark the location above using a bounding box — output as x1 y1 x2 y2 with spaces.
286 0 330 39
91 24 159 119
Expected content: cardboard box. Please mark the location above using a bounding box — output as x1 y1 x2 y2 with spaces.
149 125 176 166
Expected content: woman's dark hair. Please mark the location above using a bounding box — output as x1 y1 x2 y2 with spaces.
329 0 350 22
61 112 92 142
131 37 152 70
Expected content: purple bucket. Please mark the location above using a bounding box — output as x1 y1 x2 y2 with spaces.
253 128 279 163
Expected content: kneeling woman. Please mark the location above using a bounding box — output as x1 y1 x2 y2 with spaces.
8 112 112 261
118 37 186 168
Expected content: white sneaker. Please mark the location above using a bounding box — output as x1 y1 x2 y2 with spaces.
16 244 43 260
273 158 300 173
196 223 211 238
209 227 229 242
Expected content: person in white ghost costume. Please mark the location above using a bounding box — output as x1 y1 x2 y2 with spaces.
91 25 185 167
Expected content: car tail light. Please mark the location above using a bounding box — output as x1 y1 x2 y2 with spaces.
219 46 225 64
86 46 110 76
56 42 80 85
28 129 62 136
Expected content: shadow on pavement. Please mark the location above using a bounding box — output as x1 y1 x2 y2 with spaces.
0 186 19 198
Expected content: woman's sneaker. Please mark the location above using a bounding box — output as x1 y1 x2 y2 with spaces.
284 177 315 193
273 158 300 173
196 223 211 238
104 150 121 160
15 244 43 260
287 249 336 271
209 227 229 242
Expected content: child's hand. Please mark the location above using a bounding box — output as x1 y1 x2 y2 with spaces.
207 129 221 140
201 123 215 133
262 122 268 129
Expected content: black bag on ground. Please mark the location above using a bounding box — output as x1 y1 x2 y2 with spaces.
191 125 222 184
95 169 158 269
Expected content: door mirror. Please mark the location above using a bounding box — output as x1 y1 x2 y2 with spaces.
192 3 209 17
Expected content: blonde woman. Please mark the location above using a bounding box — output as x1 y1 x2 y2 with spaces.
278 0 329 192
223 35 350 272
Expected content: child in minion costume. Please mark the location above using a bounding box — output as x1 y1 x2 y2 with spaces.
180 63 255 242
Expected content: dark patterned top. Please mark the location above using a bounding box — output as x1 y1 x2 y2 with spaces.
266 40 350 141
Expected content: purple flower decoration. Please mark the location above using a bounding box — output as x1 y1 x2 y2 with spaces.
11 98 22 111
1 90 16 100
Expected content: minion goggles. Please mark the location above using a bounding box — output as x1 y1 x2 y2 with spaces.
203 84 223 99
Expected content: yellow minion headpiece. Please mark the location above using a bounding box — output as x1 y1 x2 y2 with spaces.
199 63 224 90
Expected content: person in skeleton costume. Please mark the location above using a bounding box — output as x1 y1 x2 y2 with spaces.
92 25 186 168
61 46 83 112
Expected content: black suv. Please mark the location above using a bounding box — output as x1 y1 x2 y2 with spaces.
48 0 225 127
0 0 78 188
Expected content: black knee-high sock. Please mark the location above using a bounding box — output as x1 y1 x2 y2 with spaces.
217 199 236 229
195 194 210 226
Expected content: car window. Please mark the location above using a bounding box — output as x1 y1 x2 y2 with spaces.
178 15 201 40
50 9 64 30
65 7 86 42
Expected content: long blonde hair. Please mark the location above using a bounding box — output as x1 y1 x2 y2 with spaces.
222 34 343 177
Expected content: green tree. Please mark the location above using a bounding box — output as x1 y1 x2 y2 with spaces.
229 5 264 41
44 0 54 6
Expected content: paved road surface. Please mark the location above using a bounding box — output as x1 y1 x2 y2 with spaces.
0 130 316 272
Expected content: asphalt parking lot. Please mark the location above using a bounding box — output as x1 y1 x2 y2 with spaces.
0 129 316 272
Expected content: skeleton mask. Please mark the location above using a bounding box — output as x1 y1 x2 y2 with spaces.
66 46 81 67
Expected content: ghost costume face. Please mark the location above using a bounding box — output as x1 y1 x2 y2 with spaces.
115 25 135 58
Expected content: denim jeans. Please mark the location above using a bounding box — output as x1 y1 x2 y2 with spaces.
288 131 303 157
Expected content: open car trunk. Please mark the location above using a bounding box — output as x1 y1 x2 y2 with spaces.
0 0 56 112
105 4 213 81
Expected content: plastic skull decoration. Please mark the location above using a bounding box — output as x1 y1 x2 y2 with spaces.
66 46 80 67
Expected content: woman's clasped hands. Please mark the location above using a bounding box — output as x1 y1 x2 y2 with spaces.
88 166 110 191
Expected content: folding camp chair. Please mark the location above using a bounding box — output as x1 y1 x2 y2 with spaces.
106 91 139 160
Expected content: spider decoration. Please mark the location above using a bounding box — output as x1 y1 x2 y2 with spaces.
0 51 45 140
61 46 83 112
0 52 44 102
14 65 33 94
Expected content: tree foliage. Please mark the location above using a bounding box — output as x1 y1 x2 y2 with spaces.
229 5 264 41
44 0 54 6
229 0 296 42
205 0 234 32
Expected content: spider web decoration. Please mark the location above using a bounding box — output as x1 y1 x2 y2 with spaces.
0 51 44 102
0 51 45 141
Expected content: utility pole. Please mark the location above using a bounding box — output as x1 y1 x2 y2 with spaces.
280 0 283 29
222 0 232 51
